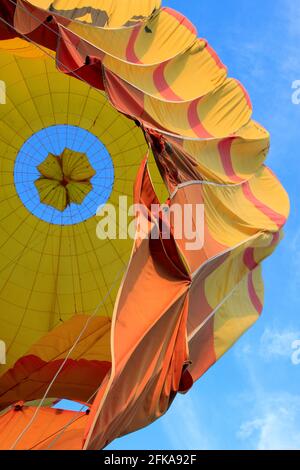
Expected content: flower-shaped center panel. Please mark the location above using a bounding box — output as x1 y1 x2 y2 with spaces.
35 148 96 211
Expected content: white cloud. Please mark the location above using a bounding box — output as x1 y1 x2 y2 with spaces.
278 0 300 82
235 327 300 363
162 394 213 450
284 0 300 38
259 327 300 362
238 394 300 450
235 335 300 450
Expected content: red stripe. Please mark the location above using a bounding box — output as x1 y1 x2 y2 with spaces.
162 7 197 34
218 138 243 182
242 182 286 229
126 27 142 64
0 355 111 409
187 99 212 138
243 248 258 270
248 272 263 315
236 80 252 109
271 231 280 246
205 42 226 70
153 62 182 101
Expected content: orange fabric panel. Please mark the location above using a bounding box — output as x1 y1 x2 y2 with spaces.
0 405 88 450
0 315 111 410
187 254 229 335
83 161 191 449
188 317 216 381
85 294 190 449
170 184 228 275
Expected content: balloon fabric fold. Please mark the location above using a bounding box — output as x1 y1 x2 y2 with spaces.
0 0 289 450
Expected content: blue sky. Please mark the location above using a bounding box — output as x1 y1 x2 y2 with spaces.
14 125 114 225
60 0 300 450
106 0 300 450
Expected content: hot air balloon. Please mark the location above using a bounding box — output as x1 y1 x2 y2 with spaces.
0 0 289 450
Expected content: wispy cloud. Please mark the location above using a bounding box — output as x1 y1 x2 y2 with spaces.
235 332 300 450
284 0 300 38
259 327 300 362
235 327 299 363
238 393 300 450
162 394 214 450
278 0 300 75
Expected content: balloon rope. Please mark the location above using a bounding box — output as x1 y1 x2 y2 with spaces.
5 0 106 59
0 9 118 108
2 0 215 143
10 265 126 450
0 6 152 450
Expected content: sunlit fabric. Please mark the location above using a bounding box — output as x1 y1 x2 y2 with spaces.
0 0 289 450
35 149 96 211
0 404 90 449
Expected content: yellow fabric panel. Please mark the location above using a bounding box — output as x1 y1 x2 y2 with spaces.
186 230 276 340
248 166 289 218
27 314 111 363
68 8 196 65
37 153 63 180
187 140 231 182
160 42 226 101
35 178 67 210
144 78 251 139
213 267 263 359
0 48 166 372
0 38 49 58
230 121 270 180
202 167 290 246
35 149 96 209
196 79 251 137
204 234 273 314
100 39 227 102
178 121 269 183
202 184 255 246
24 398 58 408
27 0 161 27
66 181 93 204
61 149 96 181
